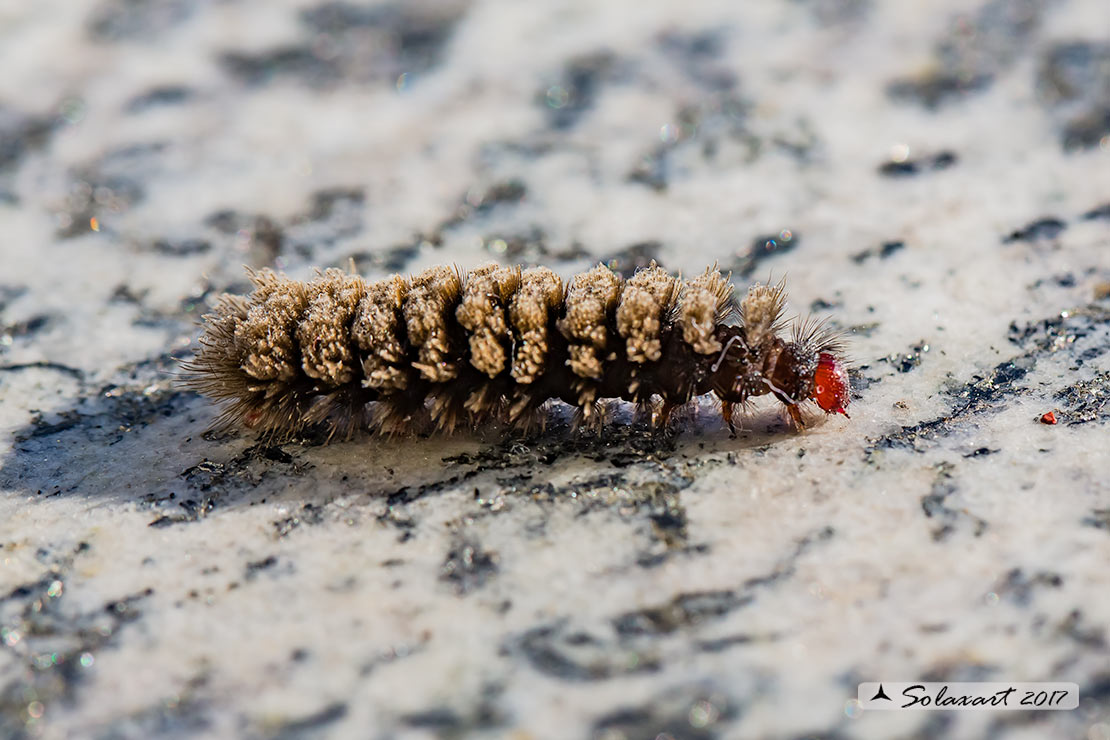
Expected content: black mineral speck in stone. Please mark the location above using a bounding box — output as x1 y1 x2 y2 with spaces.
0 106 59 172
601 241 663 278
514 621 660 681
656 29 736 91
270 702 348 739
542 51 618 130
1061 108 1110 150
1036 41 1110 150
245 555 278 579
300 1 467 76
921 463 987 541
868 356 1034 453
886 0 1044 109
612 590 752 637
440 538 498 595
887 71 994 109
1081 203 1110 221
1002 216 1067 243
220 46 342 88
349 243 421 273
734 230 798 277
474 180 527 213
1053 371 1110 425
886 340 930 373
591 685 736 740
150 238 211 257
1037 41 1110 106
86 0 194 41
125 85 194 113
996 568 1063 606
1082 509 1110 531
852 240 905 263
878 151 957 177
880 240 906 258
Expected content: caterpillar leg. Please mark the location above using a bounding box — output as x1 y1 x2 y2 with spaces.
655 399 678 431
576 400 609 437
720 401 737 438
786 403 806 431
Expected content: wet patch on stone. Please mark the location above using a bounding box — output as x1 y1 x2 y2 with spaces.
0 352 223 501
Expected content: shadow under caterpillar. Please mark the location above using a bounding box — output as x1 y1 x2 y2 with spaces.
182 262 850 440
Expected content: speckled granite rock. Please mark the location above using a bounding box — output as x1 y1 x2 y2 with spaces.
2 1 1110 738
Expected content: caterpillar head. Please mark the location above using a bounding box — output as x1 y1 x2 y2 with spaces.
812 351 850 417
763 342 850 418
708 321 851 421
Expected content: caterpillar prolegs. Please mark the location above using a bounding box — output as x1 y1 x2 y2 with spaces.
183 262 850 440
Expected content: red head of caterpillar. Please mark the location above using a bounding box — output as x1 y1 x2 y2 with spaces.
813 352 851 418
182 262 851 439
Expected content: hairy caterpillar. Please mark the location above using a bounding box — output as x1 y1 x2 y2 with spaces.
183 262 850 439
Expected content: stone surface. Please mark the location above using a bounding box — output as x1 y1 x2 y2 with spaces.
2 1 1110 738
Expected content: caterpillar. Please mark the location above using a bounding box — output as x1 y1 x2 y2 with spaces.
182 262 850 440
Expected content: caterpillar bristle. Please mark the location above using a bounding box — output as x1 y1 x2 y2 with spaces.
182 262 852 440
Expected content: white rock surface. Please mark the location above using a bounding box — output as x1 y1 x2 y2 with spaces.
2 1 1110 738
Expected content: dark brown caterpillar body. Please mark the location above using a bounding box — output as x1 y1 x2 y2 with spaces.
183 262 850 439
